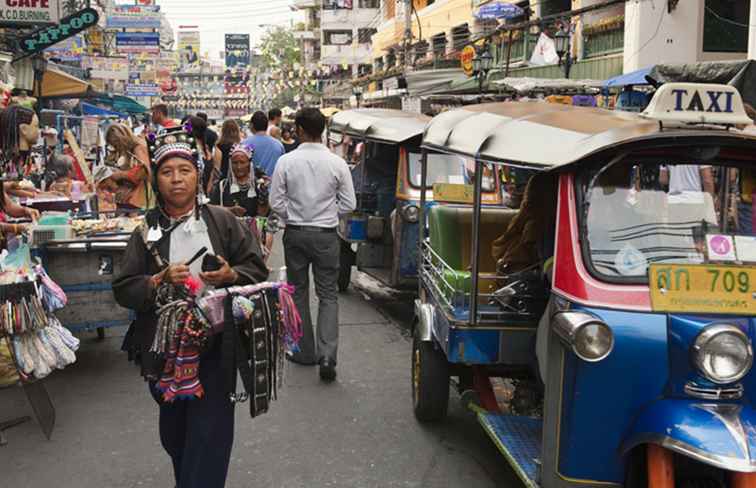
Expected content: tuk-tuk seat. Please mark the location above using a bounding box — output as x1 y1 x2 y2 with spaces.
428 206 519 293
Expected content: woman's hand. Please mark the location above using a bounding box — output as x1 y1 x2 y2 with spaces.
24 207 39 222
163 263 191 285
200 256 238 287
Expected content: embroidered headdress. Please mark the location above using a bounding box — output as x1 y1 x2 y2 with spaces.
146 123 198 170
230 142 254 161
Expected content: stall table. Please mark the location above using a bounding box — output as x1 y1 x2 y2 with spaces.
36 234 133 338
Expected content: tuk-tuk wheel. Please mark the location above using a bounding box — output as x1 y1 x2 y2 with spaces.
412 333 450 422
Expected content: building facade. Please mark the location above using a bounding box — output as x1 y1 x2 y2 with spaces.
365 0 752 85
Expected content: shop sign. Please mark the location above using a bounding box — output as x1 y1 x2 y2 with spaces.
126 82 159 97
460 45 475 77
106 5 160 29
0 0 60 26
16 7 99 59
116 32 160 54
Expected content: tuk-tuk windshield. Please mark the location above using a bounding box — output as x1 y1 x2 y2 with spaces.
408 152 496 191
583 159 756 281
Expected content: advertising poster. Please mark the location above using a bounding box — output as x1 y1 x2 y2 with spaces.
0 0 60 26
106 5 161 29
84 57 129 81
116 33 160 55
45 35 84 62
225 34 250 69
177 29 201 72
156 54 178 94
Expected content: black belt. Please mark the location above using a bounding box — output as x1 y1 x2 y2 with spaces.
286 225 337 233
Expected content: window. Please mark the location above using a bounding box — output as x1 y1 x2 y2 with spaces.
451 24 470 51
324 30 354 45
432 33 447 57
540 0 570 17
358 0 379 8
323 0 352 10
358 28 377 44
703 0 750 53
408 153 496 191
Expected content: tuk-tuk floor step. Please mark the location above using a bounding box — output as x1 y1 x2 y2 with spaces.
477 413 541 488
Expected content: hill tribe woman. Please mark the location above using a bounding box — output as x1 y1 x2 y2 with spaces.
113 126 268 488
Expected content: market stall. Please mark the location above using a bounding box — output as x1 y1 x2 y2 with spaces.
31 215 142 338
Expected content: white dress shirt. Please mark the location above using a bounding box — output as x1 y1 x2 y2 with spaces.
270 142 356 228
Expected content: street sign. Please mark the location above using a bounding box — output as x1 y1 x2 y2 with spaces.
460 45 475 77
0 0 61 27
15 7 99 60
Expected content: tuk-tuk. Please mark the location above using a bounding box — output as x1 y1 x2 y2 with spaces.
329 108 503 291
413 83 756 486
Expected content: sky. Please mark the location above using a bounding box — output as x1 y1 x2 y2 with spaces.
155 0 302 61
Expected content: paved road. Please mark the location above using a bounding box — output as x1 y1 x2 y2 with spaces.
0 240 518 488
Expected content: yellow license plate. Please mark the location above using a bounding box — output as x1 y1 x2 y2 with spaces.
649 264 756 315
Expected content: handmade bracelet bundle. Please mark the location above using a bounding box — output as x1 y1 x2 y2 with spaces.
151 281 302 418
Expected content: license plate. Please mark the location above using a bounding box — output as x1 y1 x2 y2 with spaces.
649 264 756 315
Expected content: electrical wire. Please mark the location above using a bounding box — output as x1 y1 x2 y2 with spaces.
622 0 665 65
704 4 756 29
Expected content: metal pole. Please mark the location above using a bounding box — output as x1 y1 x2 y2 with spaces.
418 148 428 297
504 30 514 78
469 158 483 326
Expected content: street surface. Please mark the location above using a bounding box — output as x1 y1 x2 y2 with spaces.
0 240 518 488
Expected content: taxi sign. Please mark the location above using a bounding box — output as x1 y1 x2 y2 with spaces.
641 83 752 126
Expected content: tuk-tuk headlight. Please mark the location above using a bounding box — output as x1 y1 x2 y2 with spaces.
692 325 753 384
552 312 614 362
402 204 420 223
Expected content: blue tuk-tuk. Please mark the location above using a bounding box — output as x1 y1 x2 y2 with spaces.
329 108 503 291
413 83 756 487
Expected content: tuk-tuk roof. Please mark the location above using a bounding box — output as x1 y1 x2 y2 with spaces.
422 93 756 169
329 109 430 144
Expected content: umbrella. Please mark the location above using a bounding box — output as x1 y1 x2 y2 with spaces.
474 2 524 20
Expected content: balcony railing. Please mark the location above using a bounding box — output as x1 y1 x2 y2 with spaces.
583 28 624 58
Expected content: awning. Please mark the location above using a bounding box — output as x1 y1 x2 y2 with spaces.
404 68 470 96
81 102 126 119
494 77 603 94
88 94 147 114
603 67 652 88
40 67 92 98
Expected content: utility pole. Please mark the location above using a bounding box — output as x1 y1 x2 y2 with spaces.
403 0 412 68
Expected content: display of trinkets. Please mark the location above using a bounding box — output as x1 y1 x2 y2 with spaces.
151 281 302 419
0 268 78 382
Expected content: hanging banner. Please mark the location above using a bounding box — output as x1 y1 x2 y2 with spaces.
116 33 160 54
225 33 250 69
106 5 161 29
0 0 61 26
177 29 201 72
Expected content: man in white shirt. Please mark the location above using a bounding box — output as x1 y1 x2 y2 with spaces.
270 107 356 382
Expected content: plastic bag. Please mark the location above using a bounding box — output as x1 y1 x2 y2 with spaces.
35 265 67 311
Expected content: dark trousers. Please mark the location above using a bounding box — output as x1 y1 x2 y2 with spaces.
150 355 235 488
283 228 340 364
